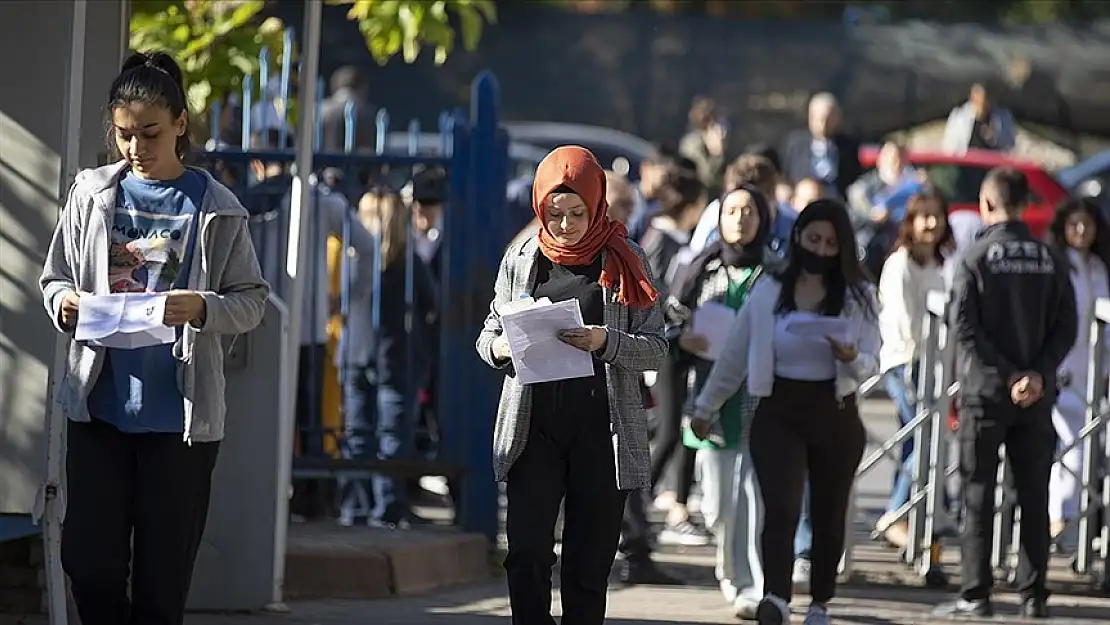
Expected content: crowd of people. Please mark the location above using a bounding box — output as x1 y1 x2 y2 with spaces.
481 91 1109 625
36 49 1110 625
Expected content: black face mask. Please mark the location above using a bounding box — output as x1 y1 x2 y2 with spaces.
795 245 838 275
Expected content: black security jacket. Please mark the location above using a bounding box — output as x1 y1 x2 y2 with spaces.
952 221 1078 407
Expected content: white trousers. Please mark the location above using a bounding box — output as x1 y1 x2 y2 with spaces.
696 442 764 600
1049 396 1086 522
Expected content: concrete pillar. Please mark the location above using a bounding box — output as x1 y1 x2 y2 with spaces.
0 0 127 516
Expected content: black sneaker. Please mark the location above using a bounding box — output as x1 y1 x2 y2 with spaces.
619 559 682 585
1021 597 1049 619
931 598 993 619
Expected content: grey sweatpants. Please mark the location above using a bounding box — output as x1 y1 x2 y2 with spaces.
696 441 765 602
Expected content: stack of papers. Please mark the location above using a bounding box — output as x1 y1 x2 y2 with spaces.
498 297 595 385
691 301 738 361
782 315 853 344
75 293 176 349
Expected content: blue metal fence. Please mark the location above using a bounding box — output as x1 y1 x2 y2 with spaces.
195 36 506 540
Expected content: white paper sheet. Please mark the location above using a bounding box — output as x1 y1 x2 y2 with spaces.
500 298 595 385
782 315 853 343
75 293 176 349
691 301 738 361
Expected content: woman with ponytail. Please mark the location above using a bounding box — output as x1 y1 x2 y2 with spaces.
40 51 269 624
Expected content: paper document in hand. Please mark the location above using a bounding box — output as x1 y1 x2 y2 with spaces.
500 298 595 385
691 301 737 361
75 293 176 349
782 315 852 343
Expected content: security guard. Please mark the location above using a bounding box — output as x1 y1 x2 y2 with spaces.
934 167 1077 620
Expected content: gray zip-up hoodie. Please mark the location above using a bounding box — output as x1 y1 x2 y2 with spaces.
40 161 270 443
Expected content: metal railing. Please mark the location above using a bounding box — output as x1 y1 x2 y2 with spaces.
842 290 1110 588
192 36 509 538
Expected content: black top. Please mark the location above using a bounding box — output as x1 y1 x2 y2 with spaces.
953 221 1077 407
529 253 610 420
968 117 996 150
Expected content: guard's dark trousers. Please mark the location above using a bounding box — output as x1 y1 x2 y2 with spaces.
503 394 628 625
958 401 1056 602
62 418 220 625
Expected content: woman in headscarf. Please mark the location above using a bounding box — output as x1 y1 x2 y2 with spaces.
476 146 666 625
669 184 772 619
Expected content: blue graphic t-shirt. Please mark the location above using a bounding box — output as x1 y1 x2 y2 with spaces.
87 169 207 433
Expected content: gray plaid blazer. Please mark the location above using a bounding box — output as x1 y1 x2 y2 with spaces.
475 236 666 490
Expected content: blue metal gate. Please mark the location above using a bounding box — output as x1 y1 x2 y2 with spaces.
197 50 506 540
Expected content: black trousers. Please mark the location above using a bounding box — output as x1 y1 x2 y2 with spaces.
749 378 865 604
618 488 652 563
62 418 220 625
504 401 628 625
291 343 329 519
648 357 695 503
957 400 1056 602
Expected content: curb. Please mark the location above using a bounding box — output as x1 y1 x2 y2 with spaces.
284 530 490 600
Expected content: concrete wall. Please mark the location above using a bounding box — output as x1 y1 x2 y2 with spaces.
0 0 127 515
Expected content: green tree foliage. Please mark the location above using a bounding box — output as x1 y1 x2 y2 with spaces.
130 0 497 118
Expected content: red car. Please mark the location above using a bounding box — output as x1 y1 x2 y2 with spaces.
857 147 1069 239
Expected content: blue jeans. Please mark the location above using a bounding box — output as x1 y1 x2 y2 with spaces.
882 364 917 514
795 481 812 559
339 365 414 524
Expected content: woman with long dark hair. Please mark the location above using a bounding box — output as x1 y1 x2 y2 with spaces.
690 199 879 625
1044 197 1110 547
40 51 268 624
874 190 953 547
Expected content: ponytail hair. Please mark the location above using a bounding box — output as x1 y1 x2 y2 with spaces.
106 51 191 160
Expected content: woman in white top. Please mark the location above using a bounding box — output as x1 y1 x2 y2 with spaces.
874 190 953 548
690 199 879 625
1045 197 1110 545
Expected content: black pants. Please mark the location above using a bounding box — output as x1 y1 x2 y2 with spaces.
749 378 865 604
619 488 652 563
958 401 1056 602
504 402 628 625
648 357 695 503
62 419 220 625
291 343 328 519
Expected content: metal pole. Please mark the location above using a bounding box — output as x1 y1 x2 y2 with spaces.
1077 314 1104 574
273 0 323 606
41 2 89 623
906 309 935 565
921 309 947 573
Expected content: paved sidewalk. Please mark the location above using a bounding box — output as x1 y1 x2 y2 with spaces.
3 399 1108 624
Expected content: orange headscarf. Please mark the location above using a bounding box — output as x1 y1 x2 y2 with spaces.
532 146 659 309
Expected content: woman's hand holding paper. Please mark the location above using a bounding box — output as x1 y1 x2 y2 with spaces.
557 326 607 352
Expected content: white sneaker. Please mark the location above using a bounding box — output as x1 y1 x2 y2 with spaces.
802 603 830 625
653 491 677 510
658 520 713 546
792 558 812 594
720 579 738 604
734 595 760 620
755 594 790 625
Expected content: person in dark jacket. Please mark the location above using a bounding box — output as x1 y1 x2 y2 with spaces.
933 167 1077 620
780 93 862 200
